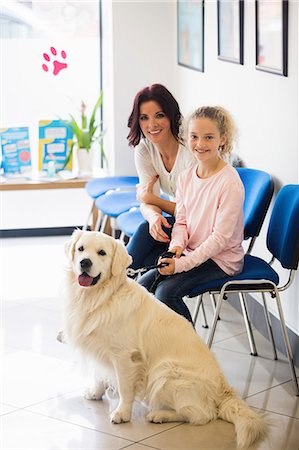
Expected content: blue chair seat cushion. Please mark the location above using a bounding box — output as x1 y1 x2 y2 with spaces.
95 190 140 218
86 176 139 199
117 209 144 237
188 254 280 298
117 207 172 237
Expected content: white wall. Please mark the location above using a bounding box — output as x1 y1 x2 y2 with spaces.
0 189 91 229
106 0 298 334
176 1 298 184
102 0 177 176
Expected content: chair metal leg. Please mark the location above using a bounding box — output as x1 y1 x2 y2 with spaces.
275 289 299 396
261 292 277 360
110 218 117 239
83 200 95 231
239 293 258 356
207 293 223 348
93 210 104 231
192 295 209 329
210 293 217 312
200 301 209 329
99 214 108 232
210 293 221 320
192 295 202 326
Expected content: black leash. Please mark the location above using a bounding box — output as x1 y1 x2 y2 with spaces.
126 261 167 278
126 251 176 278
126 251 176 293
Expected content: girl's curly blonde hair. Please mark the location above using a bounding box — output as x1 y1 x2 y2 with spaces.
181 106 237 159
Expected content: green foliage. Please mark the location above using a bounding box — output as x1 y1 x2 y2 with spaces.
69 93 104 151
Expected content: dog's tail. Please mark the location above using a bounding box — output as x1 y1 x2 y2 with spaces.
217 386 268 449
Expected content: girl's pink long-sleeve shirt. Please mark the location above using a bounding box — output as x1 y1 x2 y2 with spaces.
171 164 245 275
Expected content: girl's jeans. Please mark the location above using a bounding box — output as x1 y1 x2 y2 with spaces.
138 258 228 323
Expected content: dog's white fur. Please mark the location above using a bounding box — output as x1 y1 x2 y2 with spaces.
64 230 268 449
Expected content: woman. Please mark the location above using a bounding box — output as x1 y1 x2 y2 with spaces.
126 84 195 269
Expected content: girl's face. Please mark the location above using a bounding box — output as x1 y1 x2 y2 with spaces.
188 117 226 163
139 101 172 145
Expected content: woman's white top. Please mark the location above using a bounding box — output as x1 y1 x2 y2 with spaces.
134 138 195 201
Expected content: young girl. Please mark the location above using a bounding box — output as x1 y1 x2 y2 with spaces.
138 106 244 323
126 84 195 269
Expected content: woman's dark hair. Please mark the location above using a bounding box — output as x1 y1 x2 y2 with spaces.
127 84 183 147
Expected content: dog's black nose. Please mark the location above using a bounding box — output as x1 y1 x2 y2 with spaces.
80 258 92 270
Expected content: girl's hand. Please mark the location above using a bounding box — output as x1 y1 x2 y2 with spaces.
157 246 182 275
137 175 159 204
168 246 183 258
149 214 171 242
158 257 175 275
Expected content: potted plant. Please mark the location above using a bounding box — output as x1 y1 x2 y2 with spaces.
64 93 106 175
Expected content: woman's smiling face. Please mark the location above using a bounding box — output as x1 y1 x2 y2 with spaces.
188 117 226 163
139 101 172 144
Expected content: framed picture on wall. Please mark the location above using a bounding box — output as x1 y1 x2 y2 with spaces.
177 0 204 72
217 0 244 64
256 0 288 76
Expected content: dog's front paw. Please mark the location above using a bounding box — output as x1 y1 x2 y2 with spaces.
110 408 131 424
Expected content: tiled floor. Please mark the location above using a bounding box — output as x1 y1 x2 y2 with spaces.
1 236 298 450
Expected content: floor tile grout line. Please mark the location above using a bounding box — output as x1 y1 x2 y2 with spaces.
212 343 287 361
133 423 184 443
244 377 299 401
211 331 247 345
11 407 138 444
2 387 82 412
242 379 295 400
119 442 162 450
250 405 299 421
19 402 184 444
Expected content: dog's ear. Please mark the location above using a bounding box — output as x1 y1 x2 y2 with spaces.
65 229 83 261
112 240 132 277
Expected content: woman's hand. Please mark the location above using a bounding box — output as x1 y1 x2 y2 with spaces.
137 175 159 204
149 214 171 242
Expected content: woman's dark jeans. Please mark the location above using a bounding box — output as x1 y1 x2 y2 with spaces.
126 217 175 269
138 259 228 323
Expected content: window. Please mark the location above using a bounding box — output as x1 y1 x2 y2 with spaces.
0 0 102 171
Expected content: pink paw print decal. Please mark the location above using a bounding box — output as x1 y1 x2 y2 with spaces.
42 47 68 76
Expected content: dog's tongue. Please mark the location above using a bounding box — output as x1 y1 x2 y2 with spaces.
78 274 94 287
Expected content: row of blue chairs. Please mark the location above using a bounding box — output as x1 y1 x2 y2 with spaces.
84 171 299 396
83 176 139 233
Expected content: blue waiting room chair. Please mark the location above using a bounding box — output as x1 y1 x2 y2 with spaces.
83 176 139 230
192 167 274 335
116 167 273 249
189 185 299 396
94 190 140 237
117 208 144 242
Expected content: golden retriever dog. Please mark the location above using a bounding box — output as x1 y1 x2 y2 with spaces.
64 230 267 449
